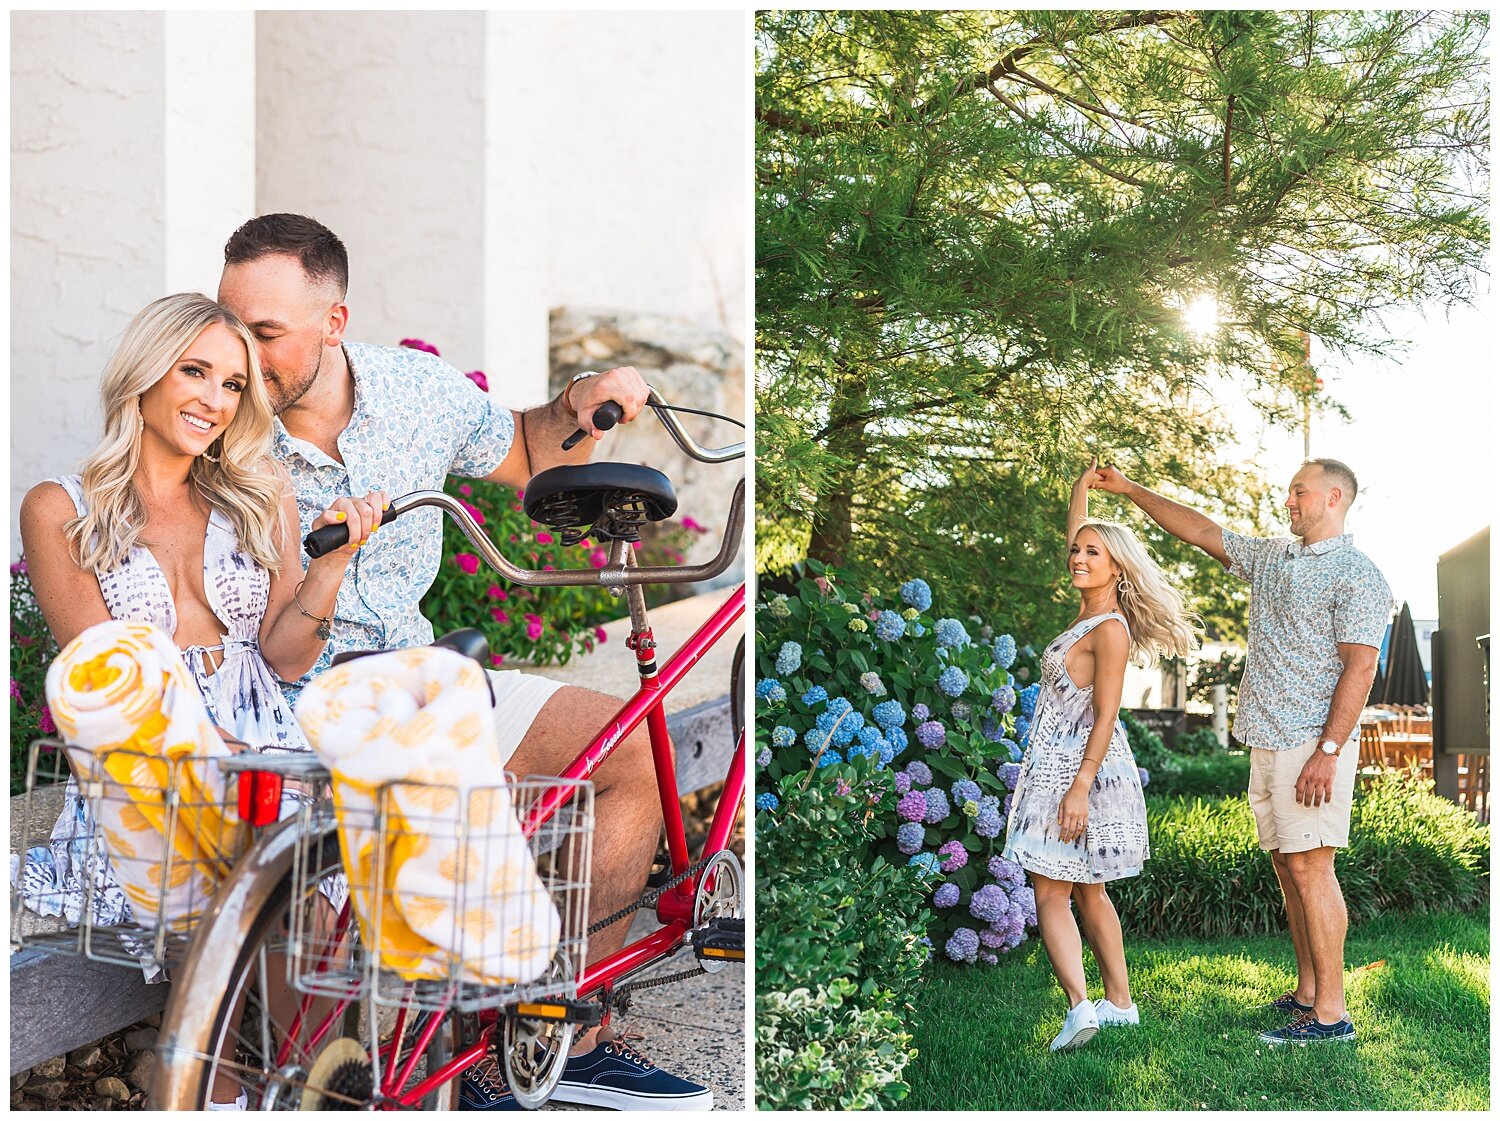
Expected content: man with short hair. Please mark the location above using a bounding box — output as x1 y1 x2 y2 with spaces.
1092 457 1392 1045
218 214 713 1109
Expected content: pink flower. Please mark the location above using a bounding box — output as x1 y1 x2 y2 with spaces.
490 654 504 667
9 680 21 701
536 532 553 545
526 621 543 641
595 627 607 643
630 541 642 550
465 369 489 393
460 500 485 525
491 609 509 624
37 705 56 735
681 516 705 533
524 613 542 625
814 575 831 595
515 489 525 501
454 553 480 575
589 549 608 569
487 585 507 600
399 338 440 356
458 484 473 497
10 558 26 576
542 564 555 571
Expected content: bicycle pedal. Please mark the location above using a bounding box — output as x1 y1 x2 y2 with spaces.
505 996 605 1026
687 917 745 963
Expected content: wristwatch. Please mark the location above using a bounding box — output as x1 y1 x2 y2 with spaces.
563 370 601 418
1319 739 1341 757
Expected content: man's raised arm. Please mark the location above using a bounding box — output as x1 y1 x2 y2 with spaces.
1092 466 1233 568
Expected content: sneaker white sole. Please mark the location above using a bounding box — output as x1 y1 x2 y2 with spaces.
1049 1023 1098 1052
550 1083 714 1110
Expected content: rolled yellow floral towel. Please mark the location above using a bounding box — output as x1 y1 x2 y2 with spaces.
296 646 560 986
44 619 240 932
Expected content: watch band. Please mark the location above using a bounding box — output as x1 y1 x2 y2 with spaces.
563 370 601 419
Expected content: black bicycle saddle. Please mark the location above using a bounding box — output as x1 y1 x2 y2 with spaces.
523 462 678 544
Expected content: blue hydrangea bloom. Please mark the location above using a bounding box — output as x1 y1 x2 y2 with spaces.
912 622 926 637
873 611 906 642
990 684 1017 713
945 927 980 963
816 749 843 768
952 778 982 805
755 793 779 812
908 852 941 876
904 760 933 786
998 762 1022 791
877 744 896 768
801 685 828 707
826 696 853 721
911 703 930 723
886 726 909 754
933 882 960 908
774 642 802 675
770 726 796 748
857 726 885 749
872 700 906 729
969 884 1011 923
937 666 969 698
755 747 772 767
923 788 951 824
755 678 786 706
1138 766 1150 788
934 618 971 649
1018 683 1041 720
896 821 925 854
999 738 1022 762
915 720 947 749
993 634 1017 669
1015 717 1031 746
974 799 1003 838
899 578 933 612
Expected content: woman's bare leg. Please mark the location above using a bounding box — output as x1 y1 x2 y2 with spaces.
1031 872 1088 1008
1072 881 1132 1008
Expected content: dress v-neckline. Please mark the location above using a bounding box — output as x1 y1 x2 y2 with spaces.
136 507 229 655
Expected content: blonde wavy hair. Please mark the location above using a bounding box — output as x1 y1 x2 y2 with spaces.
67 293 288 574
1076 519 1200 666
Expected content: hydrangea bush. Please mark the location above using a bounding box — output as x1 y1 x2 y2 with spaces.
756 561 1041 968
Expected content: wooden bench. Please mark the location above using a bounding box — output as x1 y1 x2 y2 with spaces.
11 588 742 1072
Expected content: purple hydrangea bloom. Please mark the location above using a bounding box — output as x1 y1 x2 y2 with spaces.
998 762 1022 791
1012 885 1037 925
872 700 906 729
979 927 1007 949
981 716 1003 742
897 789 929 822
938 840 968 871
944 927 980 963
969 884 1011 923
991 684 1017 713
896 821 925 854
904 760 933 786
924 788 952 824
893 771 913 795
911 703 930 723
988 856 1026 892
951 700 973 722
979 951 999 965
1003 791 1014 818
952 778 982 805
900 578 933 612
933 882 960 908
1138 766 1150 788
874 612 906 642
915 720 947 749
774 641 802 675
771 725 796 748
974 799 1003 838
801 685 828 706
1003 925 1026 951
859 671 886 695
994 634 1017 669
936 666 969 698
934 618 971 649
756 747 772 767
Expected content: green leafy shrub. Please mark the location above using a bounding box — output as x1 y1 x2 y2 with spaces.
1110 771 1489 938
1173 726 1225 757
755 979 912 1111
1120 709 1172 772
1144 751 1251 799
9 560 59 794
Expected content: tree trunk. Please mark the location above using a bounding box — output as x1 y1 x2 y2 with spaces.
806 376 870 567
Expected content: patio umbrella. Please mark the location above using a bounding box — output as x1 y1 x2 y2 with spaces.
1380 601 1429 707
1367 657 1386 706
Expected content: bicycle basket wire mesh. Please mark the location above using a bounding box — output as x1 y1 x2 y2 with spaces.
12 738 251 971
288 775 593 1014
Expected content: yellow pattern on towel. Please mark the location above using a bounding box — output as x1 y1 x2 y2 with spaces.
44 620 240 931
296 647 560 986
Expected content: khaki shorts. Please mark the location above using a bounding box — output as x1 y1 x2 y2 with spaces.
1247 733 1360 853
487 669 569 769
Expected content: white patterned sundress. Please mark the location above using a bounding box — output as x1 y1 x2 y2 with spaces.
1002 612 1149 884
18 474 313 934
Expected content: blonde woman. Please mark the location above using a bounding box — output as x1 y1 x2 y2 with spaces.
1002 457 1199 1053
18 294 382 936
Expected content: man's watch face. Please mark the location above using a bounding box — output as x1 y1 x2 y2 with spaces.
1320 741 1339 755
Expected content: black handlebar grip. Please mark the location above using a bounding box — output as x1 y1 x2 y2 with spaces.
303 500 409 559
562 399 625 451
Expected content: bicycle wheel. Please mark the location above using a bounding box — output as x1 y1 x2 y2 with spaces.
153 818 461 1110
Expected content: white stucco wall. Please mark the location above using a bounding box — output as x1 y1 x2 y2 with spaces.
255 12 488 373
485 11 747 404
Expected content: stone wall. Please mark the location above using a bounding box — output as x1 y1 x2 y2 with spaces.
549 308 745 586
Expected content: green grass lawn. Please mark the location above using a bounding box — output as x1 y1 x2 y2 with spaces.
905 909 1489 1110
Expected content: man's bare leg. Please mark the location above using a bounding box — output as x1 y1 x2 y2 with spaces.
505 685 665 1052
1270 848 1317 1006
1284 847 1348 1024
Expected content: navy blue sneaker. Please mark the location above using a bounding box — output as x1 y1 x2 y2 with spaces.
458 1054 521 1110
1259 1012 1356 1046
551 1034 713 1110
1265 990 1314 1016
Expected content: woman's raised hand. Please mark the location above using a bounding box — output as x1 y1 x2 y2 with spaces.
1074 456 1101 492
309 489 389 561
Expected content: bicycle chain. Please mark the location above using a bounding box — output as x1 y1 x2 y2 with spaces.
586 856 711 936
607 965 708 1016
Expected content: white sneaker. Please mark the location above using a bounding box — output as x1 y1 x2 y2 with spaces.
1048 999 1099 1052
206 1089 247 1111
1094 997 1140 1025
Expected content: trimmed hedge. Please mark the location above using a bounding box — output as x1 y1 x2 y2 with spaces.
1146 751 1252 799
1111 770 1489 939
